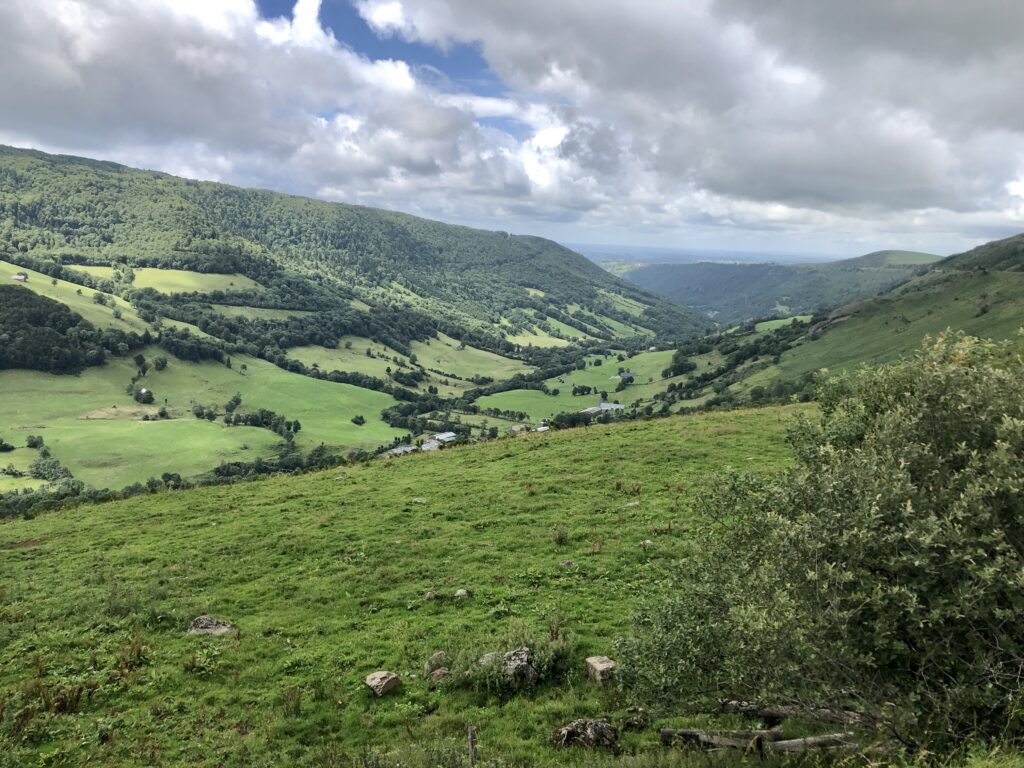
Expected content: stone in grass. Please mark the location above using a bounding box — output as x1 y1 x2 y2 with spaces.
429 668 451 685
453 588 471 599
585 656 616 684
478 646 539 689
552 718 618 749
423 650 448 676
187 615 235 636
364 671 402 697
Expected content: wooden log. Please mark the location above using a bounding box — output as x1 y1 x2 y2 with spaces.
767 733 855 752
721 700 874 728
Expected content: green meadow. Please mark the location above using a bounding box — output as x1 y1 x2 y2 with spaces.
0 404 808 767
0 351 405 489
477 349 722 421
410 333 535 380
133 269 263 294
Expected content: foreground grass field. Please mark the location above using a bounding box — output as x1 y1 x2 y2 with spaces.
0 405 807 767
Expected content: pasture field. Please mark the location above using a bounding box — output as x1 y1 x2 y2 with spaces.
410 333 535 381
132 268 263 294
754 315 812 332
0 447 46 492
211 304 314 320
287 336 410 379
0 404 809 767
0 351 406 489
1 259 149 333
477 349 722 421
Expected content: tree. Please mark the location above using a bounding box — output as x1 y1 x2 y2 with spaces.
25 435 44 449
352 415 366 426
618 333 1024 750
153 356 168 371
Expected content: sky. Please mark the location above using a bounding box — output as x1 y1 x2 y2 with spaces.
2 0 1023 258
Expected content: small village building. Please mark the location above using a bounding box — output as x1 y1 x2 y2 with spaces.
509 424 530 435
434 431 459 444
386 445 419 456
580 402 625 416
617 371 637 382
420 439 442 452
535 425 550 433
11 273 27 282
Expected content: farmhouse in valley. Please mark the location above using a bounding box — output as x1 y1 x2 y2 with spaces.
434 431 459 444
579 402 625 416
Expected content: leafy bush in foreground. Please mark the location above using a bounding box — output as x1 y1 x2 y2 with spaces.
619 331 1024 750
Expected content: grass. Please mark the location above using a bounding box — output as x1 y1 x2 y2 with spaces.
0 448 46 493
410 333 534 381
0 404 809 767
736 271 1024 395
211 304 313 320
477 350 716 421
132 269 263 294
754 315 812 332
288 336 410 379
0 351 406 489
1 259 150 334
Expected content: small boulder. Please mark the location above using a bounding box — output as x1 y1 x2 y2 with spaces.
640 539 654 552
187 615 235 636
364 671 402 697
586 655 616 684
423 650 448 676
453 588 470 599
559 560 576 568
478 646 538 689
422 590 437 601
552 718 618 749
429 667 451 684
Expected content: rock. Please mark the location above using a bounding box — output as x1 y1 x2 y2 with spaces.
559 560 576 568
478 646 538 689
430 667 451 684
422 590 437 601
453 588 470 599
552 718 618 749
364 671 402 697
423 651 448 676
640 539 654 552
586 655 617 684
187 615 235 636
623 707 648 731
411 497 427 504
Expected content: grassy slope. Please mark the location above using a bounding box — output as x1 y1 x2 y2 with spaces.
737 270 1024 395
0 351 404 488
410 333 535 380
132 269 262 294
0 144 711 345
0 404 807 767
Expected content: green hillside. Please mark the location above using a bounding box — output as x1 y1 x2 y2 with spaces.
620 249 940 325
0 404 806 767
0 145 710 347
0 146 716 495
641 233 1024 410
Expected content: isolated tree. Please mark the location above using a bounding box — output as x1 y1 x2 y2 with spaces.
618 332 1024 750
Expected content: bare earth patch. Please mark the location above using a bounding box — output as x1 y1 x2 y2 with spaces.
80 406 158 420
0 539 43 550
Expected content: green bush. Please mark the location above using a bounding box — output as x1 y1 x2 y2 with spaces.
618 332 1024 750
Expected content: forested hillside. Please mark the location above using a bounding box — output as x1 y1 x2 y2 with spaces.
0 145 710 348
620 249 940 325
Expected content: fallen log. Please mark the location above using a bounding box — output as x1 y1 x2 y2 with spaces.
660 727 854 753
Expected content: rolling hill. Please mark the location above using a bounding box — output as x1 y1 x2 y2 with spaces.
637 233 1024 411
619 249 941 325
0 145 715 494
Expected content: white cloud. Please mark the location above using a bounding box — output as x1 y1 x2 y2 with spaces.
1 0 1022 254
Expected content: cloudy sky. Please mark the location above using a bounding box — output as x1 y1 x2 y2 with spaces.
2 0 1023 257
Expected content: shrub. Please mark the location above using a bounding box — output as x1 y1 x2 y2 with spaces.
618 332 1024 750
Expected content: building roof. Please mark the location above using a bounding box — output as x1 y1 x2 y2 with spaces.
434 431 458 442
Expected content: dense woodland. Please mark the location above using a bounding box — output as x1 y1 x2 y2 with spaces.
0 284 144 373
